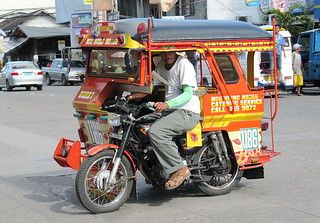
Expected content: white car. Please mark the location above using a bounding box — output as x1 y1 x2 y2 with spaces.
0 61 43 91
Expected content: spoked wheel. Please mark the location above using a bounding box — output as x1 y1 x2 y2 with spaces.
75 150 134 213
194 145 242 196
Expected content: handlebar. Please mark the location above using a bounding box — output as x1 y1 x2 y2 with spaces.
144 102 155 111
104 100 156 115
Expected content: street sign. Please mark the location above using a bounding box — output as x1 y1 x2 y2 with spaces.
107 11 120 21
58 40 65 51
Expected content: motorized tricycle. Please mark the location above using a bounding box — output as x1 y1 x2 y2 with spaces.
53 18 280 213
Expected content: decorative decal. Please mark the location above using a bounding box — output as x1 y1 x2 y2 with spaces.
93 38 104 45
210 94 262 113
232 138 241 145
187 122 202 147
78 91 95 100
85 39 94 45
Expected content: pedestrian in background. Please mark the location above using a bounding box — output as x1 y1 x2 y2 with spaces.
292 43 303 96
271 24 286 84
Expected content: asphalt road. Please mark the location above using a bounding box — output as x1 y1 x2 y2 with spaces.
0 85 320 223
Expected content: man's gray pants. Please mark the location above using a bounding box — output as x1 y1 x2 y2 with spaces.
148 109 200 175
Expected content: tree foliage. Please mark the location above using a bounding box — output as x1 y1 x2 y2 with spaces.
263 2 314 40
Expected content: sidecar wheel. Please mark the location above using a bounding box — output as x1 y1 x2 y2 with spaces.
75 150 134 213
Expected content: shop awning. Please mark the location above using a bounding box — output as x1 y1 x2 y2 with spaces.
1 37 28 54
15 25 69 39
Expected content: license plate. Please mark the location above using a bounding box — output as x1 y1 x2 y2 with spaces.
240 128 259 150
23 72 34 76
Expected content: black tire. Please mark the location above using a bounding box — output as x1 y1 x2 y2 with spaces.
6 80 12 91
37 85 43 91
46 74 53 86
26 86 31 91
0 87 2 91
75 150 134 213
193 143 242 196
61 74 67 86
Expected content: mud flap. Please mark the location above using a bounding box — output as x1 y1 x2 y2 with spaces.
243 166 264 179
129 180 137 200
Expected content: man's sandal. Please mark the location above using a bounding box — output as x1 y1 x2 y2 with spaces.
165 167 191 190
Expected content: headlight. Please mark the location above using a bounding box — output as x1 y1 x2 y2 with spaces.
107 113 121 126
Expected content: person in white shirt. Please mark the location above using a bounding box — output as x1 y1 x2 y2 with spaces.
129 52 200 190
149 52 200 190
292 44 303 96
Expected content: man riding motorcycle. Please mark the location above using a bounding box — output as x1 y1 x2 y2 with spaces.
129 52 200 190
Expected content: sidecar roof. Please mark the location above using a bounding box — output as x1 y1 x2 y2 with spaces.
114 18 272 42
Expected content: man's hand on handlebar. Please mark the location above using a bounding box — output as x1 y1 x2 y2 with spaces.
155 102 169 113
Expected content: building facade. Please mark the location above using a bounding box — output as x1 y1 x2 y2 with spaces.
167 0 309 23
207 0 261 23
55 0 155 46
0 10 69 65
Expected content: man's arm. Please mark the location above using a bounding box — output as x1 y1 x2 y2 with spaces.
166 85 193 108
155 85 193 113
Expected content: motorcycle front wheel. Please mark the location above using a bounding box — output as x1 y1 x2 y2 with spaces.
75 150 134 213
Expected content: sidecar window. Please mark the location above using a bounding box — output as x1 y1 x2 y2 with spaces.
88 49 139 79
214 54 239 84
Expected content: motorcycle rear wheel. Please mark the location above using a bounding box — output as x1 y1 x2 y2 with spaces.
75 150 134 213
194 145 242 196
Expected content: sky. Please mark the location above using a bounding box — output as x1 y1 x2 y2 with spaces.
0 0 55 11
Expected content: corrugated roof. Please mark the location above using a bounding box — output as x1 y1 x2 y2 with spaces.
0 37 28 54
16 25 69 39
0 10 54 31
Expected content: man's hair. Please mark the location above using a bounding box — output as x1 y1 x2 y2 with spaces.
275 24 281 28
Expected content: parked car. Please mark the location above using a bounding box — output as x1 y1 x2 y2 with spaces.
0 61 43 91
42 58 85 86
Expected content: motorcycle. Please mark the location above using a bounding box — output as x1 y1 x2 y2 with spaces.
75 99 242 213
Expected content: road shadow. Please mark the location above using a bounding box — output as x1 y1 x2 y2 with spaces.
129 176 245 207
1 172 245 215
1 174 88 215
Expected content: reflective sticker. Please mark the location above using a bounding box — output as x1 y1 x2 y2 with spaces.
240 128 259 150
78 91 95 100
